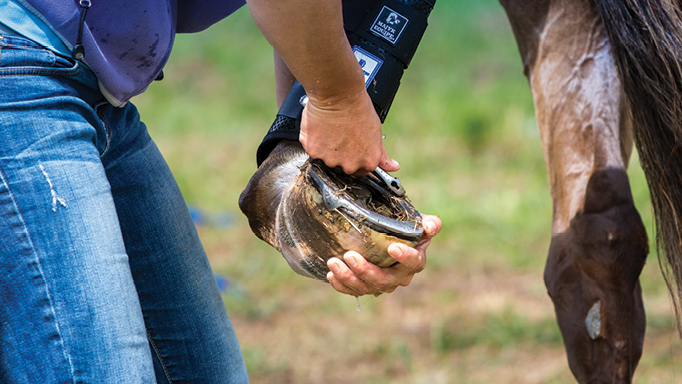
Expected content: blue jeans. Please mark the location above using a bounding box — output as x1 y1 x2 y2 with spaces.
0 35 249 383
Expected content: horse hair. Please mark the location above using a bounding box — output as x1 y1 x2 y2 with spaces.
593 0 682 334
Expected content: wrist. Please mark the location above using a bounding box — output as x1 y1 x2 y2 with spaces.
305 73 369 111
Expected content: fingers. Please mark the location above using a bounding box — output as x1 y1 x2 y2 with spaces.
326 253 404 296
326 247 421 297
420 214 443 239
325 213 442 297
350 145 400 176
298 92 394 175
388 243 425 273
378 147 400 173
326 255 374 296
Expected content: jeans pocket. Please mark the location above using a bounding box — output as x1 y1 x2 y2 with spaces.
0 35 79 76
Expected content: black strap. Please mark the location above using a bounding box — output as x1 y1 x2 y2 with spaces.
73 0 91 60
344 0 435 121
343 0 434 67
256 81 306 166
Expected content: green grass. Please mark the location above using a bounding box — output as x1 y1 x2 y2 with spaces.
133 1 681 382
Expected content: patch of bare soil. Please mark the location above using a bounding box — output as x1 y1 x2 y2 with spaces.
206 231 680 383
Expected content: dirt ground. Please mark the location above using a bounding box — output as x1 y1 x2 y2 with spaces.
202 226 682 384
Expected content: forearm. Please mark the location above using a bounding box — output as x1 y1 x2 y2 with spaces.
274 50 296 108
247 0 366 104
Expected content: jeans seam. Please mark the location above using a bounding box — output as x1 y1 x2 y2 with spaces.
0 163 76 383
147 328 174 384
0 35 80 77
0 64 80 77
96 102 112 157
1 41 51 50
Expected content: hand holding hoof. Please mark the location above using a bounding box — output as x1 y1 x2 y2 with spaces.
240 142 435 288
326 214 441 297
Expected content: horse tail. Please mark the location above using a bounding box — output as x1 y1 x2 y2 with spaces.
592 0 682 332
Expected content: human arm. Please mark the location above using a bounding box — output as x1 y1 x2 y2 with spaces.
247 0 399 175
249 0 436 296
274 50 296 108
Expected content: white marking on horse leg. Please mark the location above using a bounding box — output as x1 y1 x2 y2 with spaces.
586 300 602 340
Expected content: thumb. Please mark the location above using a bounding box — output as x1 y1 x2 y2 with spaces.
378 146 400 173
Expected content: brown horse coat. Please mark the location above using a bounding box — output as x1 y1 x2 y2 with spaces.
502 0 682 382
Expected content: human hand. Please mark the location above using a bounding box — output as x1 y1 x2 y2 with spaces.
299 89 400 176
249 0 397 175
325 214 442 296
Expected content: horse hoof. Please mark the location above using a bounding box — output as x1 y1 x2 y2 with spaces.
239 141 423 280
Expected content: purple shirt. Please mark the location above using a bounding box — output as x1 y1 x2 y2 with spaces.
25 0 245 104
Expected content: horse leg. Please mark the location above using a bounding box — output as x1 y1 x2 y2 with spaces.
500 0 649 382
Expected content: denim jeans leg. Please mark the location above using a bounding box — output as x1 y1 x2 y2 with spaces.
98 103 249 383
0 37 155 382
1 34 248 384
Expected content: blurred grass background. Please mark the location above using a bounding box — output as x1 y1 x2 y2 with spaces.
134 0 681 382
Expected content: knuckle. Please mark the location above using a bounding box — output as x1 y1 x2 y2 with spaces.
356 286 372 296
400 275 414 287
304 148 321 160
323 157 341 169
373 285 387 294
344 273 361 285
379 282 399 293
369 155 381 170
343 165 359 175
413 256 426 272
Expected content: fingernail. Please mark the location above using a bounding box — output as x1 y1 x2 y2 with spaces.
389 244 402 258
344 253 358 268
391 159 400 169
328 259 341 273
424 222 435 234
326 271 334 281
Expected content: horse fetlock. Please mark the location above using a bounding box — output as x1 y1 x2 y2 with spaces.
544 168 647 383
575 168 648 286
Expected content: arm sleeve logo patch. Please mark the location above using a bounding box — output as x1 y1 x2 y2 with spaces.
353 46 384 88
369 6 410 46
